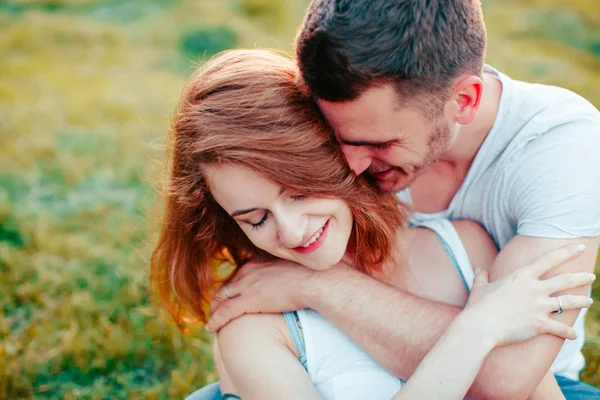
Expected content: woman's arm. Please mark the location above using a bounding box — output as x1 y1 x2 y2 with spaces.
213 338 238 396
393 244 592 400
392 309 494 400
217 313 322 400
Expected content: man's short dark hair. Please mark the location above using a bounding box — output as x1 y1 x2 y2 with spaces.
295 0 487 113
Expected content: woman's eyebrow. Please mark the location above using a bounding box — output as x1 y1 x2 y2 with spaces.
231 187 285 217
231 208 258 217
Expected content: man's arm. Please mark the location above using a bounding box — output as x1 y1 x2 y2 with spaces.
208 236 597 400
464 235 598 399
297 236 596 400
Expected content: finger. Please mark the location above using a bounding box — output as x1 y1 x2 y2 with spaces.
211 280 243 310
210 287 227 313
543 272 596 294
206 297 249 333
210 295 223 316
541 319 577 341
472 269 489 289
529 244 586 277
546 295 593 313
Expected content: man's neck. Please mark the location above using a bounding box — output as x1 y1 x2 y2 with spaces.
408 71 503 213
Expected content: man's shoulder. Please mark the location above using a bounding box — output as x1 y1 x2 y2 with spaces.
492 71 599 158
500 72 599 129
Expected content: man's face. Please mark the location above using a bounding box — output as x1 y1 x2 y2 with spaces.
317 84 457 192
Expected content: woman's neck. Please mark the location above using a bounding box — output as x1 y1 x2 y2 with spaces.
341 230 408 287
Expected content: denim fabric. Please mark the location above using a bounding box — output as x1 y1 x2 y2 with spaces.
184 375 600 399
556 375 600 400
184 382 221 400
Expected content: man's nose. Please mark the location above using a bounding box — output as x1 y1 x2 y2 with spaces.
277 213 307 247
342 146 372 175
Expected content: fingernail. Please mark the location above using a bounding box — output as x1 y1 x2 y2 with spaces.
588 298 594 306
577 244 586 252
474 268 482 274
205 324 212 332
589 273 596 282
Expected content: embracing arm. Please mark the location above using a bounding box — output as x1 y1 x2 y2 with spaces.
392 311 494 400
394 243 592 400
464 235 598 398
208 235 597 400
307 235 598 399
217 314 322 400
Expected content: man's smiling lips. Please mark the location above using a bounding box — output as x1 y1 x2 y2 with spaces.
371 169 393 180
369 167 406 180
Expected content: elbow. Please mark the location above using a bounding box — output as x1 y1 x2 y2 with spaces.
467 386 529 400
382 348 416 380
488 385 531 400
466 372 535 400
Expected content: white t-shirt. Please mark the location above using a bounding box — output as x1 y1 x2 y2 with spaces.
399 66 600 380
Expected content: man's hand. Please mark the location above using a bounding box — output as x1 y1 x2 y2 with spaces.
206 259 323 332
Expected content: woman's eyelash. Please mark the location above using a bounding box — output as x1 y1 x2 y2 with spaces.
248 195 305 229
250 212 269 229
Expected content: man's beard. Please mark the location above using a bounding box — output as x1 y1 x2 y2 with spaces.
367 121 453 193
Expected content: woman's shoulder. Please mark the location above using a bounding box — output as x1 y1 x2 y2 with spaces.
450 220 498 270
218 312 286 339
217 312 298 357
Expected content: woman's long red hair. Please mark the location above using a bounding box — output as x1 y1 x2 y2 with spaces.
151 49 407 331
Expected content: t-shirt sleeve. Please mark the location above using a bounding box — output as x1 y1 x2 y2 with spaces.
509 117 600 239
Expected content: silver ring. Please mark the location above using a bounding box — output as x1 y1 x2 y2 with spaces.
555 296 564 314
224 284 233 300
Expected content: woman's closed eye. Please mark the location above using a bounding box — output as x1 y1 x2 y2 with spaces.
249 212 269 229
245 194 307 229
291 194 308 201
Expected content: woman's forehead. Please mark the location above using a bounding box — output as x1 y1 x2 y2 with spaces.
204 163 281 212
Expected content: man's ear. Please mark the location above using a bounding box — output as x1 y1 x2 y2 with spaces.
452 75 483 125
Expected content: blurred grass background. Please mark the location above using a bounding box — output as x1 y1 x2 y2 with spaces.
0 0 598 398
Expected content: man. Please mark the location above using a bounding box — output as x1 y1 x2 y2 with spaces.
202 1 600 399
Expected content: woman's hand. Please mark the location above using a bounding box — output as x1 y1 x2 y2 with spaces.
206 259 351 332
463 243 594 347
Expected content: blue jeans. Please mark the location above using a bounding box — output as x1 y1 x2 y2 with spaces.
184 376 600 400
556 375 600 400
185 382 220 400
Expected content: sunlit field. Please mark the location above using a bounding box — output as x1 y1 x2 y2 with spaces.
1 0 599 398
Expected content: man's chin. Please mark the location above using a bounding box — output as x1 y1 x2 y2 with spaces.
374 177 410 193
365 169 415 192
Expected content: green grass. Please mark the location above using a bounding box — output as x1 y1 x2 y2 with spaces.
0 0 599 398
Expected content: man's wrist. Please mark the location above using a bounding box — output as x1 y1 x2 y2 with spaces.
296 271 315 308
297 263 358 310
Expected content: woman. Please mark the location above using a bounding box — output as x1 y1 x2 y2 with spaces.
151 49 593 400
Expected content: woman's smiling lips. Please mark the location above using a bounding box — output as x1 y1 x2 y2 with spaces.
293 220 330 254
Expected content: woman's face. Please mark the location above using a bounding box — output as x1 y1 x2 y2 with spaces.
205 163 354 270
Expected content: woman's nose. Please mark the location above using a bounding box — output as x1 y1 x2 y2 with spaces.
277 213 307 247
